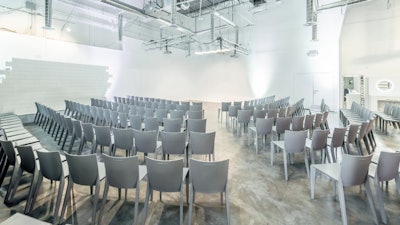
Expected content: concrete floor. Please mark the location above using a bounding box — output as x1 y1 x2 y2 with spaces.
1 102 400 225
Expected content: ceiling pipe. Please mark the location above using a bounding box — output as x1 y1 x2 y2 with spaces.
317 0 370 11
305 0 315 26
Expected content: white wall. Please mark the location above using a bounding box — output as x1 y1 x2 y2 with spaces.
0 0 343 115
341 0 400 111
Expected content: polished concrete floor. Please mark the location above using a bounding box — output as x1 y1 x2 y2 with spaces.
1 102 400 225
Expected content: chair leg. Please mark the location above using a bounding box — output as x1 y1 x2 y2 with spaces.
225 185 230 225
133 183 140 225
29 174 43 214
24 170 39 214
179 188 183 225
98 182 109 225
142 185 150 225
188 185 194 225
365 180 378 225
54 178 65 224
60 179 73 224
92 182 101 225
374 179 387 224
337 182 348 225
283 150 288 181
4 165 22 204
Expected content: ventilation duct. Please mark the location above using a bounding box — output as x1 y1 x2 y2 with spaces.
44 0 53 28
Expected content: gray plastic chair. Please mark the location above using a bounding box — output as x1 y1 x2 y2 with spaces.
291 116 305 131
247 118 274 154
160 131 187 165
144 117 159 132
155 108 168 125
227 105 238 129
252 109 267 124
310 154 377 225
345 124 360 154
218 102 231 125
119 112 128 128
143 157 185 225
307 129 330 164
81 123 95 154
15 146 39 214
61 153 105 225
129 114 142 130
69 119 83 154
236 110 252 137
328 127 347 162
103 109 111 126
188 158 230 225
304 114 315 137
170 110 185 127
61 116 74 150
272 117 291 140
35 151 69 224
189 131 216 161
0 140 20 205
313 113 323 130
163 118 182 132
144 107 155 118
92 125 112 155
132 129 161 159
368 151 400 224
110 110 119 127
187 110 202 119
98 155 140 225
186 119 207 136
112 127 134 156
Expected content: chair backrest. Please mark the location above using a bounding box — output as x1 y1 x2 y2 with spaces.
133 130 158 154
275 117 292 134
189 104 202 112
129 114 142 130
160 131 186 155
221 102 231 112
358 121 369 139
311 129 329 150
189 158 229 193
119 112 128 128
112 127 134 150
347 124 360 144
103 154 139 188
64 116 74 134
163 118 182 132
93 125 111 146
331 127 347 148
146 157 183 192
110 111 119 126
228 106 238 117
255 118 274 135
376 151 400 181
72 120 83 138
155 108 168 124
291 116 305 131
65 153 99 186
267 109 278 119
314 113 323 128
189 131 215 155
237 110 252 123
188 110 203 119
144 117 159 131
16 146 36 173
278 107 286 117
340 154 372 187
253 110 267 123
304 114 315 130
0 140 16 165
170 110 184 121
187 119 207 133
37 151 64 181
82 123 94 143
144 108 154 118
284 130 307 153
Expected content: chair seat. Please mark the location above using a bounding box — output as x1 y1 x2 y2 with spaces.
0 213 51 225
311 163 341 181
